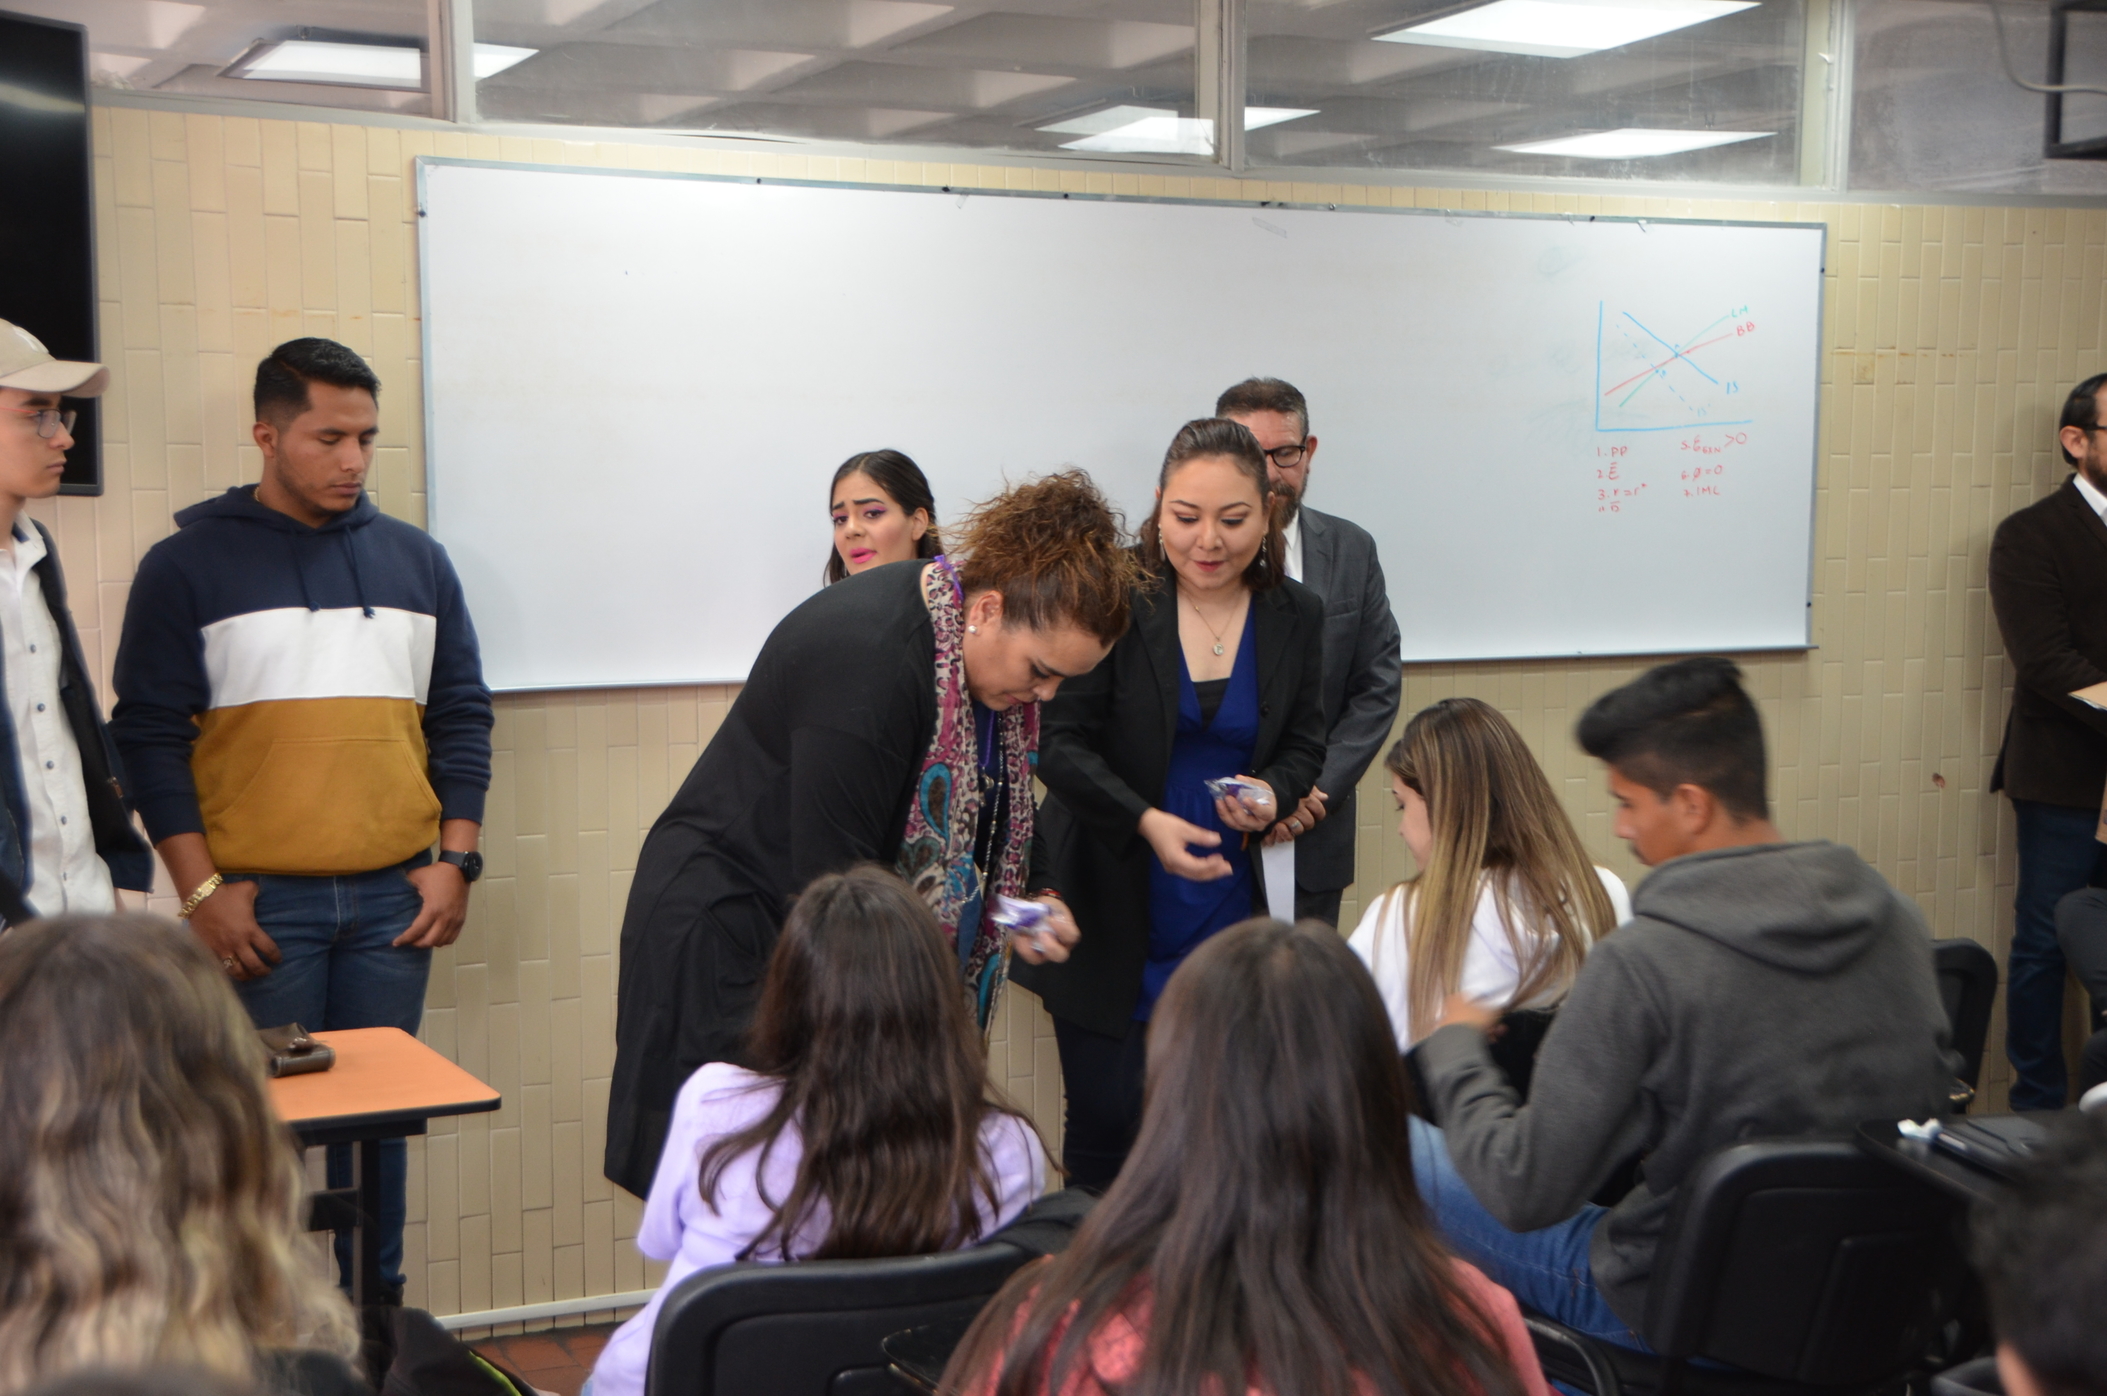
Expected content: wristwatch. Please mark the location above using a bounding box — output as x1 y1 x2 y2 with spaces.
437 849 484 883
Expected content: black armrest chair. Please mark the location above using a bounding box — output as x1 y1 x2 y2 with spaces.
1527 1137 1968 1396
1405 1006 1559 1123
1932 938 1998 1089
644 1186 1095 1396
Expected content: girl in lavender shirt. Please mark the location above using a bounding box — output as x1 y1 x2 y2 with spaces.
591 866 1048 1396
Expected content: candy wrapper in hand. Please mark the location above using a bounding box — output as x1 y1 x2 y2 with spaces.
993 895 1058 953
1204 776 1275 811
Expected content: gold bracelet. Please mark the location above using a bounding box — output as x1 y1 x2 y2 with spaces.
178 873 224 920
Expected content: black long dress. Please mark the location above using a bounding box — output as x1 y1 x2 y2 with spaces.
604 561 1046 1196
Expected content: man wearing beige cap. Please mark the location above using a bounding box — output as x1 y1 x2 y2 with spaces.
0 319 151 920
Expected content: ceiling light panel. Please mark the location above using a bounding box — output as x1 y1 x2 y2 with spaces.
474 44 538 78
1497 127 1774 157
1377 0 1760 59
228 38 537 90
1039 105 1312 153
231 39 423 89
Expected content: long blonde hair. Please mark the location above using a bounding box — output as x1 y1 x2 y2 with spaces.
1384 698 1616 1040
0 915 360 1393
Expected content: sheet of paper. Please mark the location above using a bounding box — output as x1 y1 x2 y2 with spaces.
1262 840 1297 923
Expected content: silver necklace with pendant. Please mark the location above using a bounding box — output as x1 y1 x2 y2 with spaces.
1188 594 1233 656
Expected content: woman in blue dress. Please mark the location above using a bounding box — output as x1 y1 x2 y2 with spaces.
1016 418 1328 1188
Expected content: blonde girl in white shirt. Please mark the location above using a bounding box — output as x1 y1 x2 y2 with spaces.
1348 696 1631 1050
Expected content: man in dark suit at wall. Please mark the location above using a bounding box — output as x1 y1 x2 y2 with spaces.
1217 378 1401 925
1988 371 2107 1110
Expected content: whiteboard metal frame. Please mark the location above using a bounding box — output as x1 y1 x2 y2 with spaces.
414 156 1826 690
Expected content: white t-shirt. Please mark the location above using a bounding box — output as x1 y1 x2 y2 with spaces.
592 1062 1045 1396
1347 866 1632 1050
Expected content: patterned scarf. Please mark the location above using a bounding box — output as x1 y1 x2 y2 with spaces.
895 557 1039 1030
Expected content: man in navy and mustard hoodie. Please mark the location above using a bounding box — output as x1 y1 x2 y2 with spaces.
111 338 493 1303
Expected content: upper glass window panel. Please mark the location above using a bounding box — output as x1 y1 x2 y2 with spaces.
1850 0 2107 194
1244 0 1805 183
29 0 436 115
469 0 1209 156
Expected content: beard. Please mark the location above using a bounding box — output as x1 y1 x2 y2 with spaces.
1273 481 1302 530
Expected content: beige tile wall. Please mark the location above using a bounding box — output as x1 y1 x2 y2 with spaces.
65 100 2104 1318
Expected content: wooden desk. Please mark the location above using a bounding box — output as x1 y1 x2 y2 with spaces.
269 1028 500 1306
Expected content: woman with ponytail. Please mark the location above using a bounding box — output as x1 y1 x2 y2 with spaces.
1016 420 1327 1189
608 471 1142 1196
824 449 941 584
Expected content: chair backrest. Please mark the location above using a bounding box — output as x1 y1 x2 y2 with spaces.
1933 938 1998 1087
1641 1137 1967 1386
645 1188 1095 1396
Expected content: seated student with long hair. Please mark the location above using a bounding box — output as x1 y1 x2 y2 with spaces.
1349 697 1630 1050
0 915 362 1396
945 917 1551 1396
590 865 1047 1396
1413 659 1958 1352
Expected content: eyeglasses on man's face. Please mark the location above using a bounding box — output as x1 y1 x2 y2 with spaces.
0 407 78 440
1263 442 1308 469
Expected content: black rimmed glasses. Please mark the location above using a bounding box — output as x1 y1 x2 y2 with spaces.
1263 442 1309 469
0 407 78 439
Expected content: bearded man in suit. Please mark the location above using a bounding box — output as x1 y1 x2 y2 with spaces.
1989 371 2107 1109
1217 377 1401 926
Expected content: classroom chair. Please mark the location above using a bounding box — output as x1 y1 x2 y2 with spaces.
1932 938 1998 1090
1525 1137 1970 1396
642 1187 1094 1396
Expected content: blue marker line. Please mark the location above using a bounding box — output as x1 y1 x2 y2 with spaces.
1622 311 1720 387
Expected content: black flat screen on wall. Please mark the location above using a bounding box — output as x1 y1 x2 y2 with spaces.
0 10 100 495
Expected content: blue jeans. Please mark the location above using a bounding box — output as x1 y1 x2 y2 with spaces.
2009 800 2107 1110
1409 1119 1650 1352
232 857 432 1292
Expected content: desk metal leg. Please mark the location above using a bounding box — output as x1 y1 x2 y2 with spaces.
354 1136 384 1308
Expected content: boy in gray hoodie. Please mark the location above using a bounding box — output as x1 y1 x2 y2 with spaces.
1411 657 1960 1349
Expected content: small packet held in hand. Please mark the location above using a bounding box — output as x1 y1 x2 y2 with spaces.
993 895 1058 954
1204 776 1275 811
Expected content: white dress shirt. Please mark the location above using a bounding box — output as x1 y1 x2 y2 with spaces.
2074 469 2107 522
0 521 113 915
1261 515 1309 918
1347 867 1633 1049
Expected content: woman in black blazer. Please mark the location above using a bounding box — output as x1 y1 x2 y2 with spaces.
606 473 1143 1197
1015 419 1327 1187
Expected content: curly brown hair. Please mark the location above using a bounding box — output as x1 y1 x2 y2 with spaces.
949 469 1142 647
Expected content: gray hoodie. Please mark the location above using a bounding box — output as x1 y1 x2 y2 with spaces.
1416 840 1961 1332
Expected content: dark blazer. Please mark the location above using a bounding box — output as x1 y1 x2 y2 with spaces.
1989 478 2107 808
0 518 151 918
606 561 1048 1195
1016 570 1329 1038
1293 507 1402 893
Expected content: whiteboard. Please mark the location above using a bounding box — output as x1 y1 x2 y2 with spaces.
417 160 1823 691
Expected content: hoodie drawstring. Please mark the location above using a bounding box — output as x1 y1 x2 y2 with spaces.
288 534 317 612
341 532 375 618
284 529 374 617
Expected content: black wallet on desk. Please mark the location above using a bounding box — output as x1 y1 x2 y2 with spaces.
259 1023 335 1078
1932 1116 2048 1180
